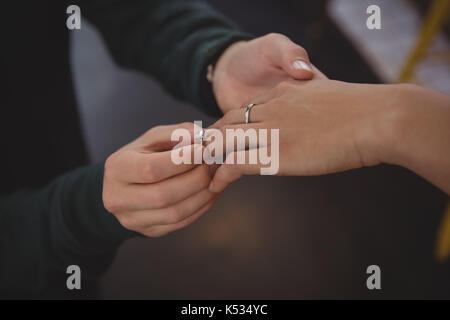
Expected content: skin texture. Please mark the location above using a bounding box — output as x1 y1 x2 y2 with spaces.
103 34 321 237
213 33 318 113
103 123 217 237
208 80 450 195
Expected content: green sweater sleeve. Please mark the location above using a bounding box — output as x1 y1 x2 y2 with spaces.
0 163 136 298
77 0 253 116
0 1 252 298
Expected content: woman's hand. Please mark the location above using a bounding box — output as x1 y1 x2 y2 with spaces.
212 33 326 113
103 123 217 238
208 80 450 194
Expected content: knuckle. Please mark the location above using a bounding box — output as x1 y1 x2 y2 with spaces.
275 81 291 93
104 153 118 179
139 159 159 182
102 189 121 214
179 122 193 131
166 206 186 224
104 156 113 175
145 125 160 137
264 32 285 42
117 215 137 231
149 188 170 208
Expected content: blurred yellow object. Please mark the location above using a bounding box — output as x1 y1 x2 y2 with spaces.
396 0 450 262
436 202 450 262
397 0 450 83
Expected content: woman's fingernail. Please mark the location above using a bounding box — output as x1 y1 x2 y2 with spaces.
208 181 215 192
292 60 312 72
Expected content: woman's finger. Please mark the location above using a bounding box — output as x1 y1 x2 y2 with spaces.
210 105 267 128
203 123 271 162
209 149 270 193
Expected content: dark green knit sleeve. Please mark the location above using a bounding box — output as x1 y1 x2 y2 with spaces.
76 0 253 116
0 163 136 298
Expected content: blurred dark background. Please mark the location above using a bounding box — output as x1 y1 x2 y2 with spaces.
71 0 450 299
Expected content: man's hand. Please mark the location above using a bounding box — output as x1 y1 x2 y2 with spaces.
212 33 320 113
103 123 217 237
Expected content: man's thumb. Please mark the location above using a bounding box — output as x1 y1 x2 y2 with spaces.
269 34 314 80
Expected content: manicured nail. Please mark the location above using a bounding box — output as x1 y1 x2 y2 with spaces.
292 60 312 72
208 181 215 192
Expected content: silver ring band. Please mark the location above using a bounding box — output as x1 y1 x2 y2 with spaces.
245 103 256 124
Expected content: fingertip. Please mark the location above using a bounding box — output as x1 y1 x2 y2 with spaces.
290 60 314 79
208 181 217 193
208 178 225 194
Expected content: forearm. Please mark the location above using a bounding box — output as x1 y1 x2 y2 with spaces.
79 0 251 115
0 163 135 297
377 85 450 194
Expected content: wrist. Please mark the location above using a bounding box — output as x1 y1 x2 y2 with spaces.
211 41 247 110
352 84 412 168
370 84 425 167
